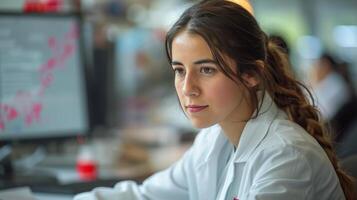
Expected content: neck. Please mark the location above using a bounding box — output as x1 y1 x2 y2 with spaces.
219 91 256 147
222 91 271 147
220 121 248 147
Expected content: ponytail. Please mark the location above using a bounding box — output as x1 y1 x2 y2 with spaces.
263 38 356 200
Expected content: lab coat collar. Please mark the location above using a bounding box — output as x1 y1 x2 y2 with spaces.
203 124 228 164
203 92 280 164
233 92 279 163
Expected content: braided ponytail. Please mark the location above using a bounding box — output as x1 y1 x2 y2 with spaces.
263 37 356 200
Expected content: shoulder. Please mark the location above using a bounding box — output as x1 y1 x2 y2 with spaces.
264 116 326 156
251 116 334 175
247 118 344 198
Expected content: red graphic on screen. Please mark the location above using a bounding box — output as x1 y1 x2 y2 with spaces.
25 103 43 125
5 106 18 121
41 58 57 72
0 104 19 131
0 25 78 132
48 37 57 48
23 0 63 13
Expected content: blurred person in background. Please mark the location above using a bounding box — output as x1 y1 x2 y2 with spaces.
74 0 355 199
311 53 357 158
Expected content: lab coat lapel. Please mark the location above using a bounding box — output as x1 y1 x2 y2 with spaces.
217 94 278 200
196 128 227 199
234 93 279 163
197 94 279 199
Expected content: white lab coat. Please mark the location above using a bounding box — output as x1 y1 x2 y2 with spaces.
74 94 345 200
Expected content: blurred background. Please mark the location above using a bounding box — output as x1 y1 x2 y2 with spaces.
0 0 356 197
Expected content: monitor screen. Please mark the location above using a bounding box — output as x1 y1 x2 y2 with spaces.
0 13 89 141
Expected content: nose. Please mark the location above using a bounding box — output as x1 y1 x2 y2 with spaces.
182 72 200 97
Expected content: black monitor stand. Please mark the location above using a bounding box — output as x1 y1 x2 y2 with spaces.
0 145 59 190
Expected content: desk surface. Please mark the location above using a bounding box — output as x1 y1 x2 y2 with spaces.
2 138 191 199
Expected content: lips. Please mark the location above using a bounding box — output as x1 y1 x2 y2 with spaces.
186 105 208 113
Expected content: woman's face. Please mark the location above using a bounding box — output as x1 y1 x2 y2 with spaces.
171 31 252 128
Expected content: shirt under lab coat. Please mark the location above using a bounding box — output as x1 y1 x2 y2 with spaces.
74 94 345 200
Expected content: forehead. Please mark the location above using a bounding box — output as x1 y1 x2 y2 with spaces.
171 31 213 60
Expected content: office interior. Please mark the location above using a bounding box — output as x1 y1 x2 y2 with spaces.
0 0 356 199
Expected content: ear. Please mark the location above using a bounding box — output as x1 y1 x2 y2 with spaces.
241 72 259 88
241 60 264 88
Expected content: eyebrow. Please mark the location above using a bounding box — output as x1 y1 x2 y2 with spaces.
171 59 218 66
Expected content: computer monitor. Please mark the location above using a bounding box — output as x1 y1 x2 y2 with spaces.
0 12 91 188
0 12 90 141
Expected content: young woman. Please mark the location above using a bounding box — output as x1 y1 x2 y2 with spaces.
75 0 355 199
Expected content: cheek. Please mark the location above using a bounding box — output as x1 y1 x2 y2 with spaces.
206 80 242 106
175 80 184 103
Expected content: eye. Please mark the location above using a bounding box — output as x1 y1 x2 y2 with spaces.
200 66 216 75
173 67 185 76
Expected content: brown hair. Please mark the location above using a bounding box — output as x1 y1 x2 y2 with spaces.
165 0 355 198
